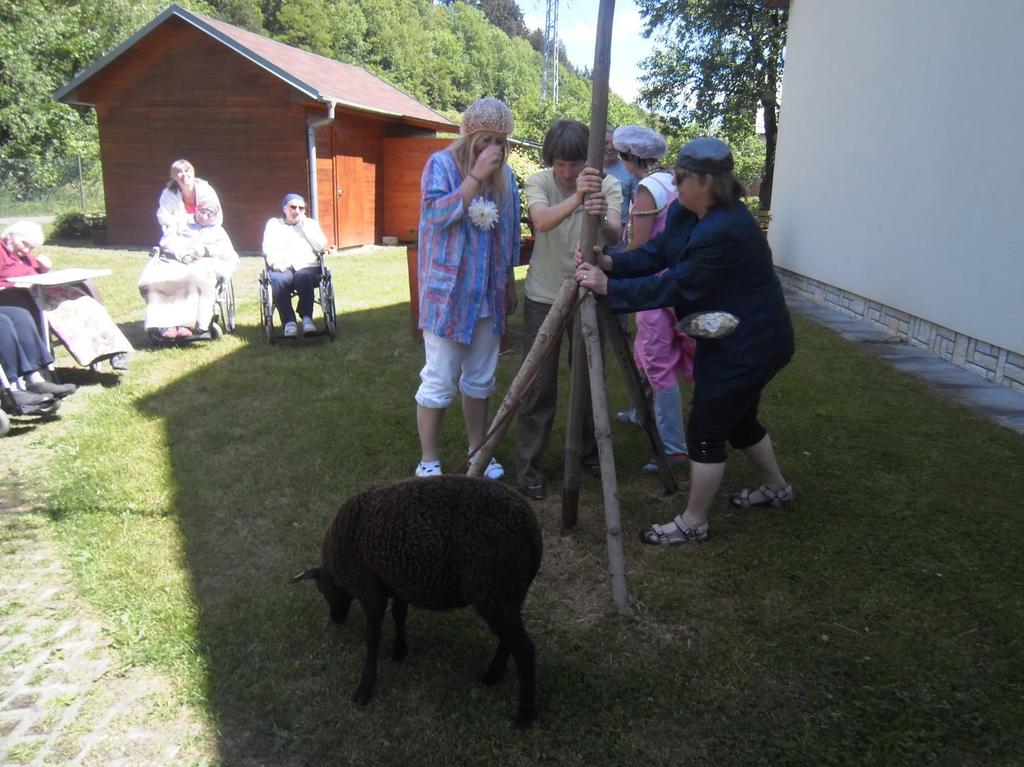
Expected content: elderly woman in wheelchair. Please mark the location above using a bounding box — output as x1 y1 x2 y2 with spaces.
139 197 238 342
260 193 330 338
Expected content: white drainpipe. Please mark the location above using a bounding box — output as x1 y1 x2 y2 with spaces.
307 99 337 222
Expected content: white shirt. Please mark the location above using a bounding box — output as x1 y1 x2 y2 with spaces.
261 216 328 271
156 180 221 234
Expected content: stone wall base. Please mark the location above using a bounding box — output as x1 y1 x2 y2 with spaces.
777 268 1024 394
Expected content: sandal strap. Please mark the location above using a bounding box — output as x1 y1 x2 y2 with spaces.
642 519 707 545
648 522 674 545
732 482 793 508
671 517 708 542
758 483 792 505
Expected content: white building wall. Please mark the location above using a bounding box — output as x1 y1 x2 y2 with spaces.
770 0 1024 355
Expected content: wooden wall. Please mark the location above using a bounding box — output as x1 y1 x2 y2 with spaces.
66 16 450 252
313 122 335 246
380 137 450 243
76 17 314 251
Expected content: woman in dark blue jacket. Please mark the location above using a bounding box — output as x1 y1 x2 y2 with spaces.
575 137 795 545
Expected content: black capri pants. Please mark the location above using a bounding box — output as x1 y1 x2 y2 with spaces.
686 386 769 464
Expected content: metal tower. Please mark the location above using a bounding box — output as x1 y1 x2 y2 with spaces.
542 0 559 103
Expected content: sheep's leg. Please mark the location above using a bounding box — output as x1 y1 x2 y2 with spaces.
352 595 386 706
507 619 537 728
391 599 408 662
481 638 510 685
480 607 537 728
479 605 514 683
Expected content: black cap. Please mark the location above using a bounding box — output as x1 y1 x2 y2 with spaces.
676 137 734 174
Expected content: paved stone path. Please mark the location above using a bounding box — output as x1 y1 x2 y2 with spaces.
0 480 213 767
785 289 1024 435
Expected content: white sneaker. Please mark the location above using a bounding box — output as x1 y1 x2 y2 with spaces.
283 321 298 337
415 461 442 477
616 409 641 427
484 457 504 480
301 316 316 334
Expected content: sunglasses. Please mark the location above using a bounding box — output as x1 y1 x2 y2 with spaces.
287 204 306 211
673 169 699 185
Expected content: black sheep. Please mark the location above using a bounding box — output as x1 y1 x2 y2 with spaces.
292 474 543 727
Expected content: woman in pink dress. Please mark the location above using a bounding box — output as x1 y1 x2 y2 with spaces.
612 126 695 471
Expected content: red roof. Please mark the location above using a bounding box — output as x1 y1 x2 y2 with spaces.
56 4 457 132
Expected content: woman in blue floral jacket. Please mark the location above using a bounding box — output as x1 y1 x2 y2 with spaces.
413 97 520 479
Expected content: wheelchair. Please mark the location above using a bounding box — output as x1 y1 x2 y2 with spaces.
146 262 237 346
258 251 337 344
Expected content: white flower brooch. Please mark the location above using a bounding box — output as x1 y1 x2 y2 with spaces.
468 197 499 231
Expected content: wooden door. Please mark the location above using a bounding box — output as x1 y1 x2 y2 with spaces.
331 120 380 248
333 154 365 247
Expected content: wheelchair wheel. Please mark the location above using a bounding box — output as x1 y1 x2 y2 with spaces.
221 278 237 333
0 408 10 438
259 273 275 345
209 321 223 340
321 273 337 341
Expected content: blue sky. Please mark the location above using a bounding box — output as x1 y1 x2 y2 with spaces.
521 0 652 104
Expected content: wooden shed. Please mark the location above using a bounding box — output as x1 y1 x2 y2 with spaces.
55 4 456 251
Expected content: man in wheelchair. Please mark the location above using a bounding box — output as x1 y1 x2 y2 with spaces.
261 193 328 337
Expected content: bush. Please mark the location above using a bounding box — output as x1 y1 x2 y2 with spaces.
52 211 107 239
507 148 542 230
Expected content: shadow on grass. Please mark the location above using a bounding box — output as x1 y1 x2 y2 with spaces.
130 298 550 762
125 281 703 764
44 244 1024 765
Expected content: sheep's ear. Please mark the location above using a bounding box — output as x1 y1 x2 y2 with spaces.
290 567 323 584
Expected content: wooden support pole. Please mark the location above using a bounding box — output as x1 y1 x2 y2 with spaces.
597 302 678 495
467 279 579 478
561 318 589 534
579 291 630 614
560 0 630 613
560 0 614 525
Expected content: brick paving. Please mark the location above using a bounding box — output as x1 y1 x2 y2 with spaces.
0 481 214 767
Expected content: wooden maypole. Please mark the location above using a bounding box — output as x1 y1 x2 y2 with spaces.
469 0 677 613
563 0 631 613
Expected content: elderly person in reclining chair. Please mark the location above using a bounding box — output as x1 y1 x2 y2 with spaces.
0 221 132 372
0 304 76 415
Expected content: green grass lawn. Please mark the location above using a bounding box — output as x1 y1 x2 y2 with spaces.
4 242 1023 766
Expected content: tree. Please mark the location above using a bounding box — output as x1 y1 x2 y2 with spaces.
472 0 527 40
275 0 336 54
0 0 165 175
634 0 786 209
0 0 654 203
207 0 266 31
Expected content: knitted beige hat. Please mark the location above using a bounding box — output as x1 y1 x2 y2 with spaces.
460 97 514 137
